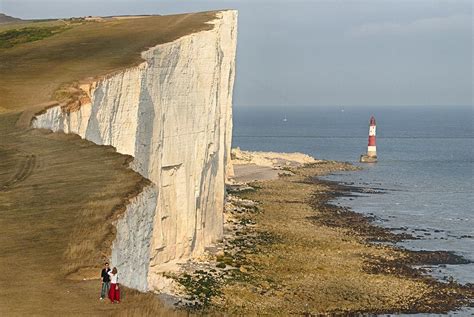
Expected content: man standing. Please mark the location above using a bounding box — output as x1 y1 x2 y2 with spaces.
100 262 111 300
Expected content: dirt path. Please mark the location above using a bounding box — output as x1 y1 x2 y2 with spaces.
0 113 185 316
1 153 36 190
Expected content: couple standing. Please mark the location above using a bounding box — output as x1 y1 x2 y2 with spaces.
100 262 120 303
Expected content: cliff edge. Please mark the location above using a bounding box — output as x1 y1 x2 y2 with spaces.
31 10 237 292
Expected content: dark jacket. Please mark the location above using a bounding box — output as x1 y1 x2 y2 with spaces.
101 268 111 282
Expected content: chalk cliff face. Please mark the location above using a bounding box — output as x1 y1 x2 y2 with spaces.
111 185 157 292
32 10 237 291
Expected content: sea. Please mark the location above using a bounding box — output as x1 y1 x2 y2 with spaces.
232 105 473 316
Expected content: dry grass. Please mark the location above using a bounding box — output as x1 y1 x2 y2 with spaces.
0 110 194 316
0 84 179 316
0 111 146 315
0 11 222 315
0 25 70 48
0 11 216 113
0 19 68 32
63 177 151 278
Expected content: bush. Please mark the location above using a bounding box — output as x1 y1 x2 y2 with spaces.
0 26 67 48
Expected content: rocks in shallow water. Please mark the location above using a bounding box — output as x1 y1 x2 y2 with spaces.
404 250 471 265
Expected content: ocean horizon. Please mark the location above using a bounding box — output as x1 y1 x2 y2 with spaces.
233 105 473 290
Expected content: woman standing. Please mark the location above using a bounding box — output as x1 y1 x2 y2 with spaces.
108 267 120 303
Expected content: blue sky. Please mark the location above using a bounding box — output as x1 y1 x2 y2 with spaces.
1 0 472 107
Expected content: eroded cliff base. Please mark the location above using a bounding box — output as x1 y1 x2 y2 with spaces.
0 9 236 315
0 112 167 315
170 159 473 315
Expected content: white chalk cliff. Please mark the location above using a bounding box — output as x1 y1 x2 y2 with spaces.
32 10 237 292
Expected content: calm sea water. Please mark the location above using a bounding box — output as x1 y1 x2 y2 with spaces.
233 106 473 292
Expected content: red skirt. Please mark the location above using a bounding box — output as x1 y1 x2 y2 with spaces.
108 283 120 302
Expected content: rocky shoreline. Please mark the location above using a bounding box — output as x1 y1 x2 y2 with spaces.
308 174 473 314
171 159 473 315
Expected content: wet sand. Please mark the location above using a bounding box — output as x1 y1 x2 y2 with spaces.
232 164 281 183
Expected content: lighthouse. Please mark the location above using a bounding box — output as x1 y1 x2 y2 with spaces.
360 116 378 163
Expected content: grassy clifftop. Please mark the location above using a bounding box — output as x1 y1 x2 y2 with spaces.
0 11 220 315
0 13 23 24
0 12 216 113
0 25 69 49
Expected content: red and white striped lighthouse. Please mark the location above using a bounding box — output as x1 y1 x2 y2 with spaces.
360 116 378 163
367 116 377 157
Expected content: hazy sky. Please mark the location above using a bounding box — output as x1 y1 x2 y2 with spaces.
1 0 472 107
